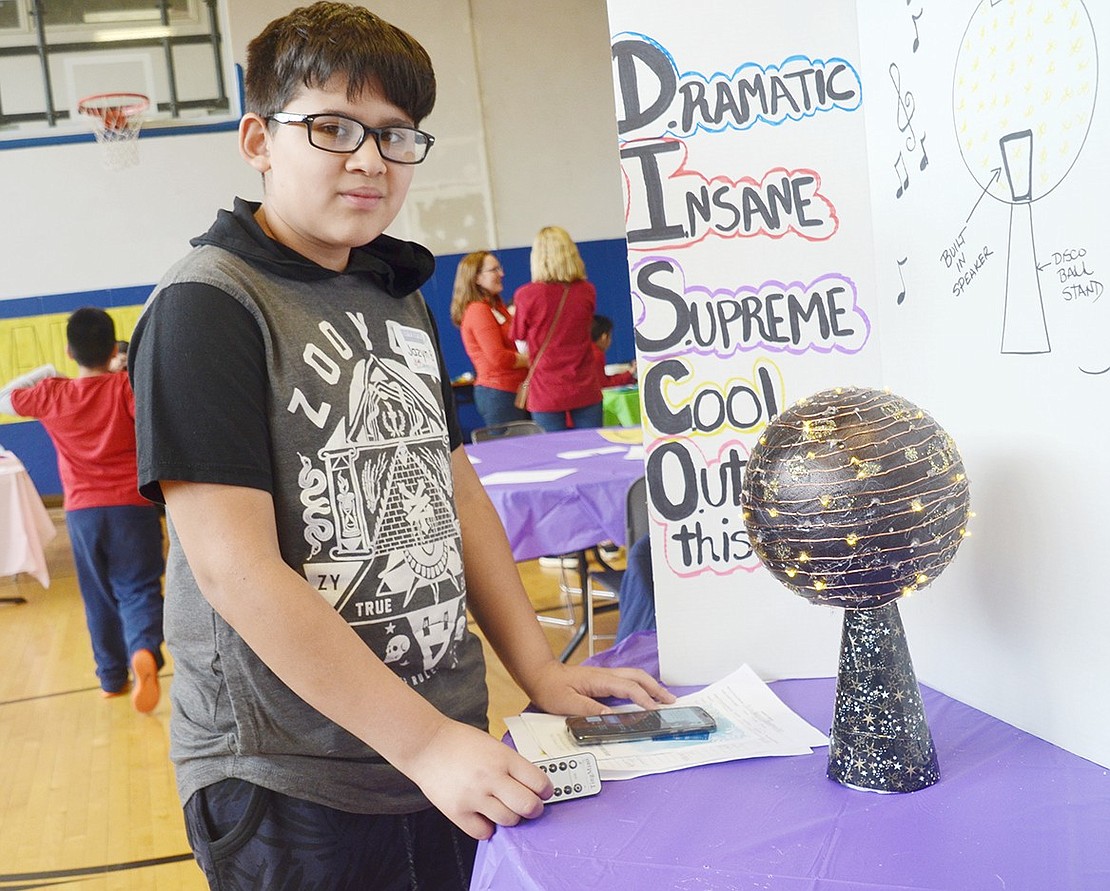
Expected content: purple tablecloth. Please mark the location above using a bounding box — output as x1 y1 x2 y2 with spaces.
472 632 1110 890
466 427 643 562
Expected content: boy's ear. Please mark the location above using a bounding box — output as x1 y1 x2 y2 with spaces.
239 113 272 173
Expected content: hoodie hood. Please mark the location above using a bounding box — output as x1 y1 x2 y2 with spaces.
189 197 435 298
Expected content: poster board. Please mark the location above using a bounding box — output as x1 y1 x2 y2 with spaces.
606 1 881 684
858 1 1110 768
606 0 1110 768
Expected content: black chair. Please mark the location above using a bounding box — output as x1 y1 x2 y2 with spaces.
470 420 545 443
583 476 649 656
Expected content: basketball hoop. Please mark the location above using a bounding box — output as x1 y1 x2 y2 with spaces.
77 92 150 170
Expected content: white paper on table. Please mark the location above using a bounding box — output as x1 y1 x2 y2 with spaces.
505 664 828 780
623 444 645 460
478 468 576 485
555 445 628 460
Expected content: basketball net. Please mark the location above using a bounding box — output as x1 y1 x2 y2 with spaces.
77 93 149 170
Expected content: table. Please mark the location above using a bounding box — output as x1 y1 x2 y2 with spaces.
466 427 643 563
602 384 640 428
0 452 56 600
466 427 644 659
472 632 1110 890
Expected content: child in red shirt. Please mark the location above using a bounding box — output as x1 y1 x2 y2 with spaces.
591 314 636 388
0 307 164 713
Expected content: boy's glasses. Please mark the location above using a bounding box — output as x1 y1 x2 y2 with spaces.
267 112 435 164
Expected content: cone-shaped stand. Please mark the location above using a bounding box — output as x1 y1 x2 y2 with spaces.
827 602 939 792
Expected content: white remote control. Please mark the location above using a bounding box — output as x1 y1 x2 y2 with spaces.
533 752 602 802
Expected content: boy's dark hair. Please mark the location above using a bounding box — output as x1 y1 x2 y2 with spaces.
67 307 117 368
591 314 614 344
245 2 436 125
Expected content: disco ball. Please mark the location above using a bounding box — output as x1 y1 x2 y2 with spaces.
741 386 971 611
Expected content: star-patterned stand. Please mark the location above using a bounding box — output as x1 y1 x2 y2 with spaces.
827 602 939 792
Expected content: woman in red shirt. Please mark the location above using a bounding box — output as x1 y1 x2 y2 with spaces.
450 251 529 426
510 227 602 431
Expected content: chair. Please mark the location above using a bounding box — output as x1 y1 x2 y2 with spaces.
584 476 649 656
470 420 544 443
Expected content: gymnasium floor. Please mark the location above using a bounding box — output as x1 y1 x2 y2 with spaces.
0 508 618 890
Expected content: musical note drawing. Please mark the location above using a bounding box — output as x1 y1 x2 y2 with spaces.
911 10 923 53
889 63 928 199
894 154 910 199
896 257 909 305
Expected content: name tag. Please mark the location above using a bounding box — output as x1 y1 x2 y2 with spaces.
387 321 439 379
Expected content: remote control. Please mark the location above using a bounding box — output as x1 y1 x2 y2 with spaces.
533 752 602 803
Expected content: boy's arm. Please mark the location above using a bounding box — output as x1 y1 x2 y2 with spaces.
0 364 58 416
161 478 553 840
451 447 675 715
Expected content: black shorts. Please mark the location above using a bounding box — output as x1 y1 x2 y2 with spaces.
183 778 477 890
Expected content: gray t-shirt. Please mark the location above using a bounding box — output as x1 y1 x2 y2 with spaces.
131 202 487 813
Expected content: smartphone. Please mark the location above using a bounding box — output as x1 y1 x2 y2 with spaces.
566 706 717 746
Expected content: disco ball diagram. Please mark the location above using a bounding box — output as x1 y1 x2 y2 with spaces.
741 387 971 610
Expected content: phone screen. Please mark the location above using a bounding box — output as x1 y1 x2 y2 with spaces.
566 706 717 745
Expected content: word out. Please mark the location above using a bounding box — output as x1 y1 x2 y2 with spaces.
645 441 754 573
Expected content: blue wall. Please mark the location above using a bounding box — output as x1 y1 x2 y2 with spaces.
426 237 636 378
1 237 634 496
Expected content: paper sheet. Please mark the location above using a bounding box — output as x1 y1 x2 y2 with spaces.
506 664 828 780
555 445 628 460
478 468 575 485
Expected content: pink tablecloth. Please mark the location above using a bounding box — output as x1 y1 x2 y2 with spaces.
0 453 56 587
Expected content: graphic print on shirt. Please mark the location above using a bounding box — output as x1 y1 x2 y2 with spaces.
296 319 466 687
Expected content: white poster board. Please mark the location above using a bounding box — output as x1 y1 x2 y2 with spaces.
606 0 881 684
607 0 1110 768
858 1 1110 768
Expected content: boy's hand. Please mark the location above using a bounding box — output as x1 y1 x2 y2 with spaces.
524 662 676 717
402 720 553 840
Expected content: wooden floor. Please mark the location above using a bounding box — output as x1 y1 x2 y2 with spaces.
0 509 618 889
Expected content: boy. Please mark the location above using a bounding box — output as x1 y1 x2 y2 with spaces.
129 3 672 887
591 314 636 387
0 307 164 714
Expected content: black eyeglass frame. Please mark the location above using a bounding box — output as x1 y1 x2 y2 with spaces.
266 112 436 164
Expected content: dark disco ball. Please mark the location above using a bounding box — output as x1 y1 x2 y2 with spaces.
741 386 971 610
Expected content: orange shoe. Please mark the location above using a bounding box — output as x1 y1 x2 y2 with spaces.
130 649 160 714
100 682 132 700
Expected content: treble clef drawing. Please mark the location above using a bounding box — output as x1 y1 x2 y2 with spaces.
889 62 929 199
